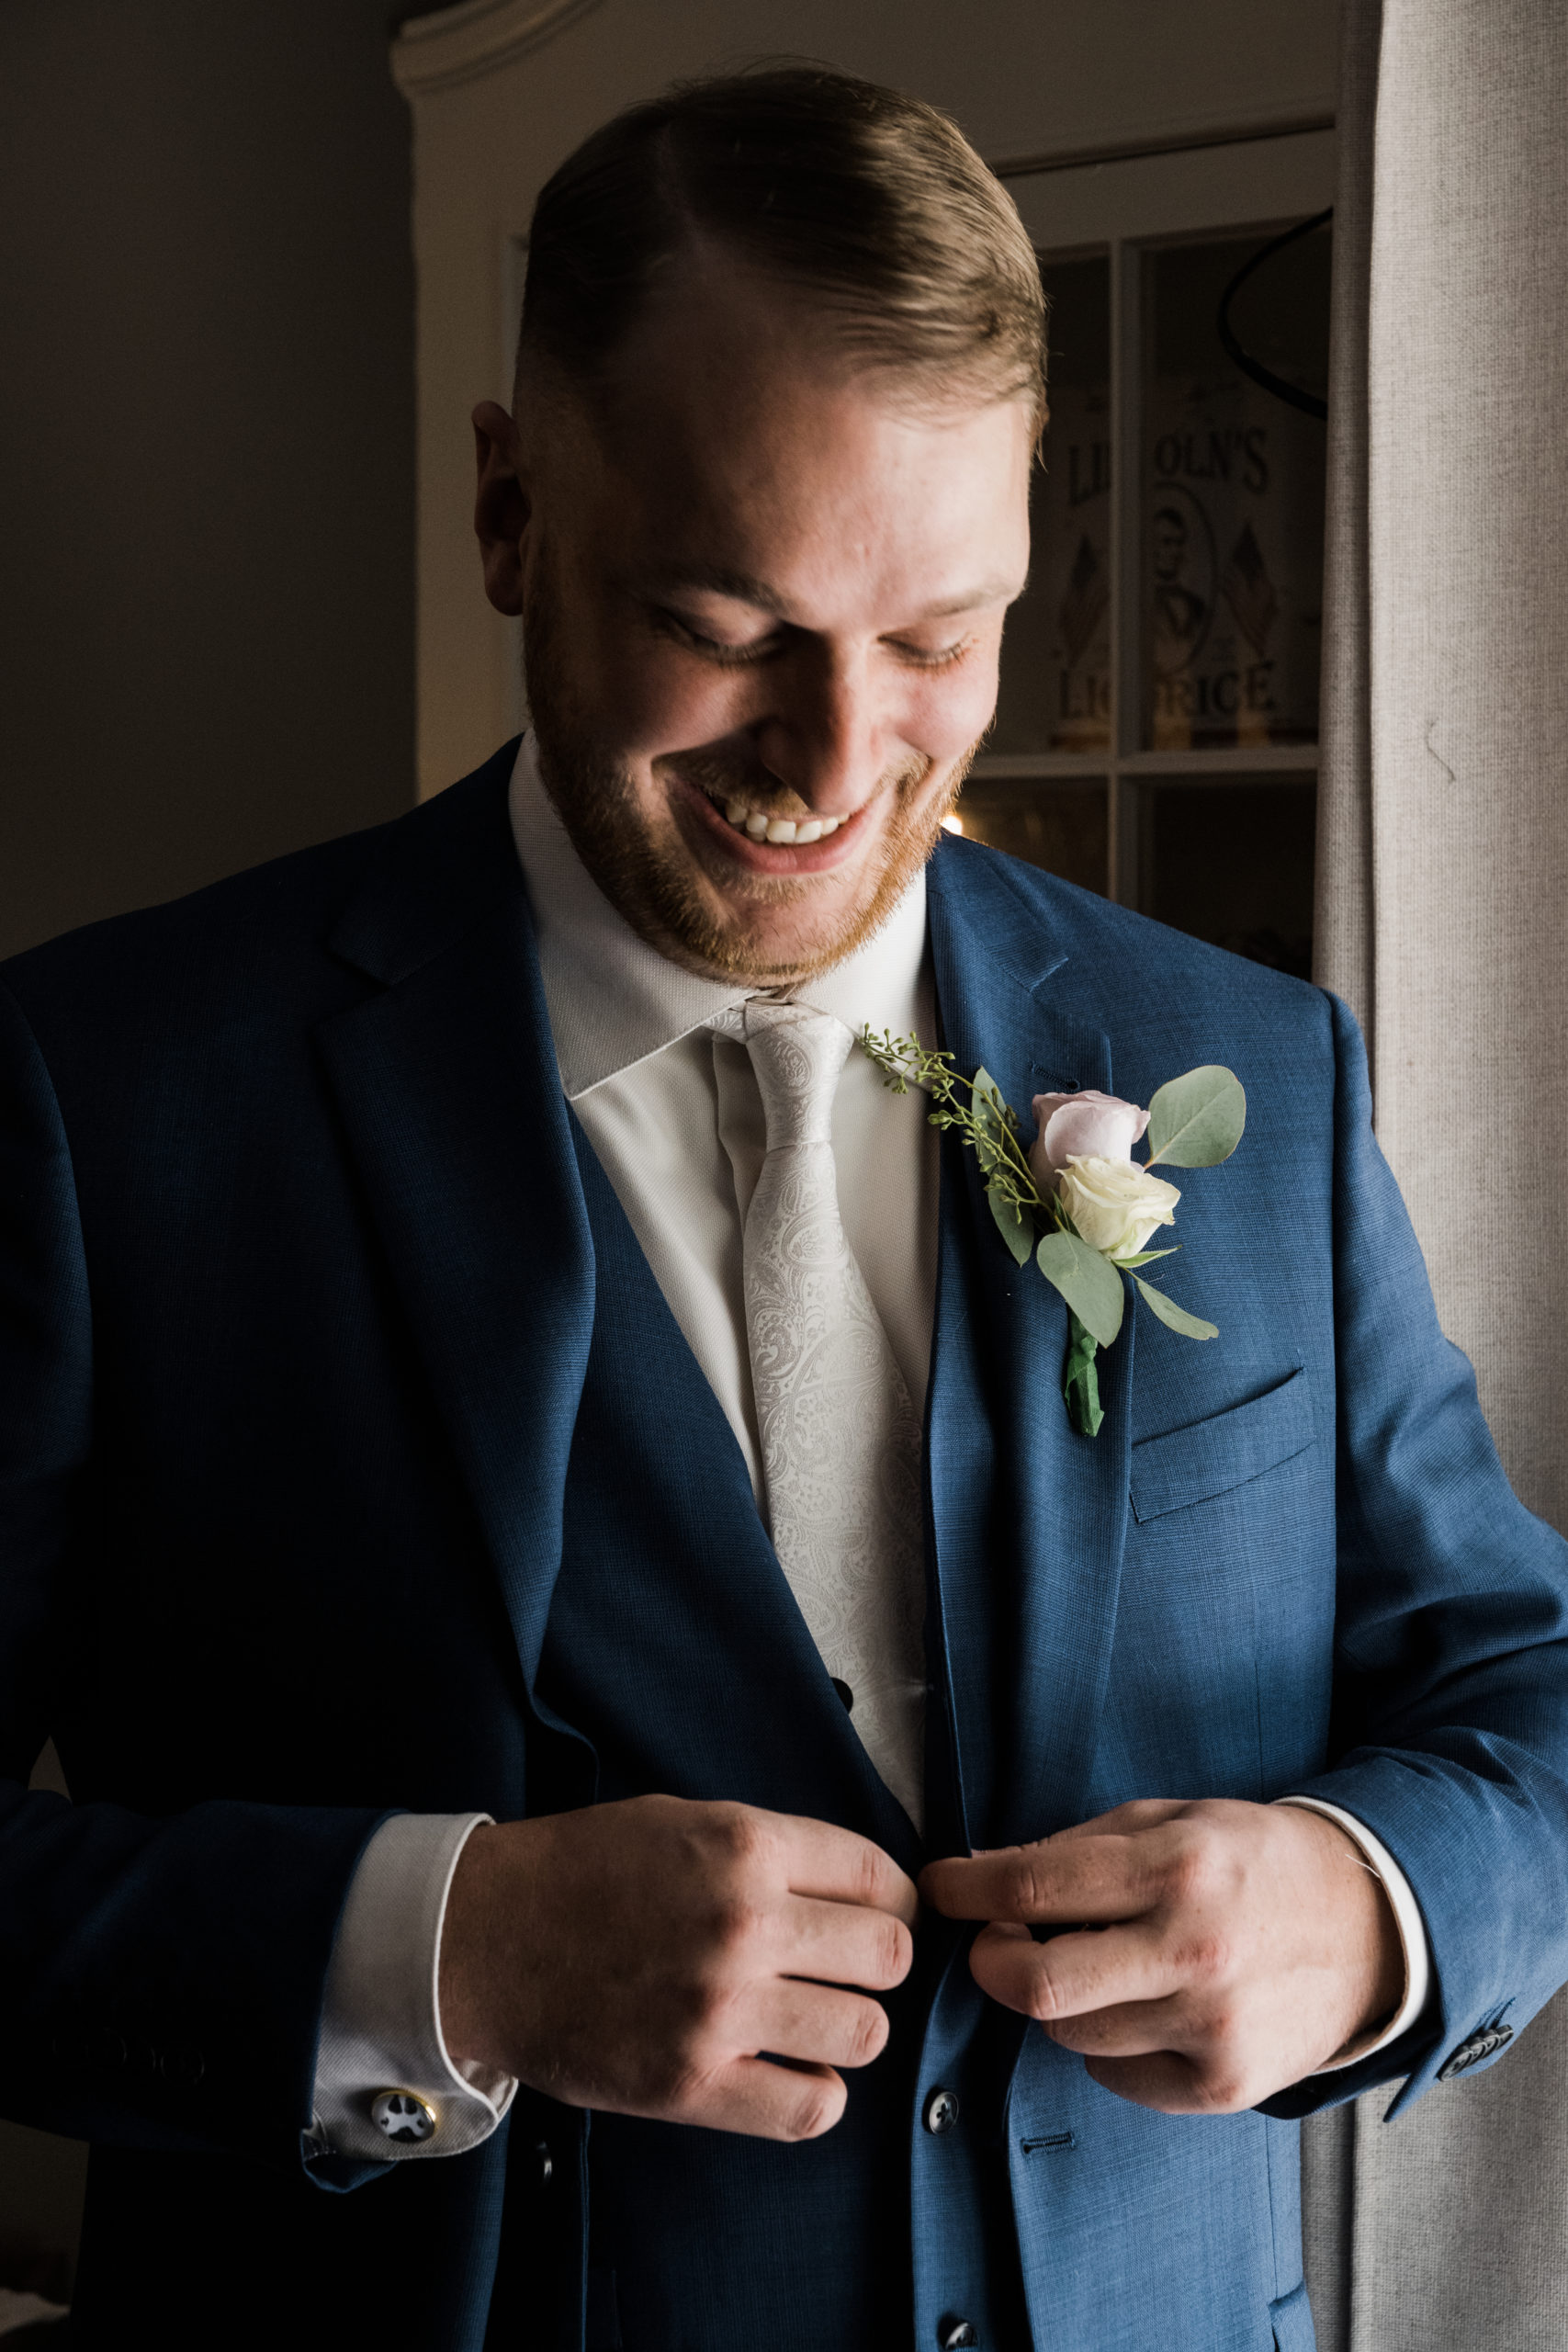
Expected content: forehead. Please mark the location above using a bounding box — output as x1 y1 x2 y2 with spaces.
549 256 1034 619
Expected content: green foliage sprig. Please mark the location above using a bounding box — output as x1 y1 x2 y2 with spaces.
861 1028 1247 1440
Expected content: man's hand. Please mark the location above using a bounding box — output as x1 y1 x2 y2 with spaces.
439 1794 917 2142
920 1798 1404 2113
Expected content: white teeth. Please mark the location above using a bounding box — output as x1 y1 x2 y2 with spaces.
716 797 847 842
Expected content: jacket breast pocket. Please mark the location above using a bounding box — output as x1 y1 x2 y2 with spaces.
1130 1366 1317 1524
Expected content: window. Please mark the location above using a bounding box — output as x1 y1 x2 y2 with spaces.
954 133 1335 978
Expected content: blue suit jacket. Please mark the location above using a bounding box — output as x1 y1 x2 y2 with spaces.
3 741 1567 2349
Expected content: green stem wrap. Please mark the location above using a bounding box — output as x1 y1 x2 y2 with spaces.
1062 1311 1104 1437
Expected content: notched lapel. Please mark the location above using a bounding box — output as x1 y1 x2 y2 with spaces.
925 845 1134 1851
318 764 594 1687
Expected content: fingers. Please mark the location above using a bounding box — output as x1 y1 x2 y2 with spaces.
1033 1994 1192 2060
1081 2051 1231 2116
967 1917 1183 2023
739 1977 892 2071
775 1811 919 1929
680 2056 850 2143
1049 1799 1190 1841
922 1827 1170 1928
783 1891 913 1992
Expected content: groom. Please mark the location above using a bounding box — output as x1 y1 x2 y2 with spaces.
4 65 1568 2352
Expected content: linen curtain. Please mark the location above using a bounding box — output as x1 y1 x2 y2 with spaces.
1304 1 1568 2344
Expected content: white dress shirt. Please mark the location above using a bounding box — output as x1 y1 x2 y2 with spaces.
310 737 1428 2163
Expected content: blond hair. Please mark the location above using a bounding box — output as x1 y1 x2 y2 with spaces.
516 63 1046 423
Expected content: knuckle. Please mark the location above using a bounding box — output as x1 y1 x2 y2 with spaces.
785 2084 841 2142
1175 1928 1233 1985
1000 1861 1048 1919
667 1980 729 2057
875 1917 910 1984
705 1894 769 1970
844 2002 889 2067
847 1840 886 1907
1023 1965 1066 2026
1192 2066 1249 2115
1165 1835 1214 1908
657 2052 712 2114
708 1804 770 1878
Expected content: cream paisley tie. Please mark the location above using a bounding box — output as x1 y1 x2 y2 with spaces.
708 1001 927 1830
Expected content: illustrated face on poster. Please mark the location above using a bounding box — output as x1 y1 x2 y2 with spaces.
989 236 1326 763
1142 235 1328 752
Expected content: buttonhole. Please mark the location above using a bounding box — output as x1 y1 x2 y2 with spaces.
1021 2132 1076 2155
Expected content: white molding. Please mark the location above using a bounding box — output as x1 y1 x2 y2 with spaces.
391 0 604 96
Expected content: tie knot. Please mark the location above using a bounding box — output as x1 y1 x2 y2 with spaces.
708 1002 853 1149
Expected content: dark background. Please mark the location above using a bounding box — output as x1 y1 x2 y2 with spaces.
0 0 428 2290
0 0 421 961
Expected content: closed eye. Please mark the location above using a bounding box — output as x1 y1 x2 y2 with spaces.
652 605 981 672
651 608 783 666
885 633 978 670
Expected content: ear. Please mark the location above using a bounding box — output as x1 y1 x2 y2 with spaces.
472 399 529 616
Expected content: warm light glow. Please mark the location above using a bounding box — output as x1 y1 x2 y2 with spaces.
942 813 964 835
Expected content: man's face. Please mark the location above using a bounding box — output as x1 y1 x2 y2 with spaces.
1153 510 1188 584
473 251 1034 984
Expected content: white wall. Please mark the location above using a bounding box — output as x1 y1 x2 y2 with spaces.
394 0 1341 796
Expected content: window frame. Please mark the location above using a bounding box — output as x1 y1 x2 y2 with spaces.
981 127 1337 907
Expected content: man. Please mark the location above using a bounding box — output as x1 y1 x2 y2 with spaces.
3 66 1567 2352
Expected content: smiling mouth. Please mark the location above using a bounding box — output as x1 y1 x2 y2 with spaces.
709 792 848 845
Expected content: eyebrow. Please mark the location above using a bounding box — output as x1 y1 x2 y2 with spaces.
634 562 1023 623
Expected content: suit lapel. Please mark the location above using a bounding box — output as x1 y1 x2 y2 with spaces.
925 842 1134 1852
317 752 595 1688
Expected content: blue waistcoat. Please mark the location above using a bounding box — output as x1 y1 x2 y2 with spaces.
531 1120 1032 2351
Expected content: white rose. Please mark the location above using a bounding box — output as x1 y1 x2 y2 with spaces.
1057 1155 1181 1260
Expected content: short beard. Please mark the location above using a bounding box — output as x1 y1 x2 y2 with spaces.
521 570 973 985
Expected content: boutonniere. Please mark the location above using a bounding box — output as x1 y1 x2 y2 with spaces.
861 1033 1246 1437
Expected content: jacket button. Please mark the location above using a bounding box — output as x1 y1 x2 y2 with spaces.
536 2141 554 2187
1438 2022 1514 2080
923 2086 961 2134
939 2322 979 2348
830 1679 854 1713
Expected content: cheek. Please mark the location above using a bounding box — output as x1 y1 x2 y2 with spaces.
904 650 1003 759
586 627 748 756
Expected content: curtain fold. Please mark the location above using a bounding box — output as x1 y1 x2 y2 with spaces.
1309 2 1568 2343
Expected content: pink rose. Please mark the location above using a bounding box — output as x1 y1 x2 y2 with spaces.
1029 1088 1151 1185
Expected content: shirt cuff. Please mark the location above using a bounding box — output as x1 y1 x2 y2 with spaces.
310 1811 516 2161
1275 1795 1432 2071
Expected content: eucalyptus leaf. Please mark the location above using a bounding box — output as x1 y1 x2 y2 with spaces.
1145 1065 1247 1169
987 1179 1034 1267
1115 1246 1180 1269
1036 1230 1125 1348
1134 1277 1219 1340
971 1066 1008 1177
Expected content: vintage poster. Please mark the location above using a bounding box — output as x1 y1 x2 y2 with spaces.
1143 339 1325 747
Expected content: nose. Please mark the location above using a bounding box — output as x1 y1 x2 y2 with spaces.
749 646 892 814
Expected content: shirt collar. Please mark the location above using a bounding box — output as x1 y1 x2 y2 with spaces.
507 735 930 1100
